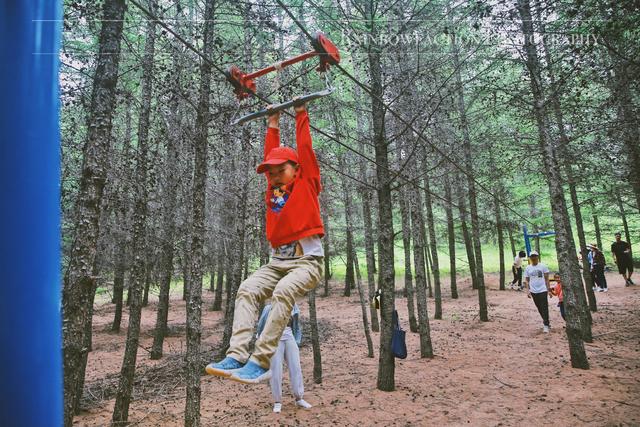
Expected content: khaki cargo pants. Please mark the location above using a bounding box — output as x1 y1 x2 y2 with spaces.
226 255 323 369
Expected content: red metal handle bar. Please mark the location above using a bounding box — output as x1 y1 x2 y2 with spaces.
226 32 340 100
245 51 318 80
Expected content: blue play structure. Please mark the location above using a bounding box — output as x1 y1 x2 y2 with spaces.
522 224 556 256
0 1 63 426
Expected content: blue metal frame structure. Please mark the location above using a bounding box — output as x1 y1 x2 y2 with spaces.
523 224 556 257
0 2 63 426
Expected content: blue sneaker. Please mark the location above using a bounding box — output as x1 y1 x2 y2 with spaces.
205 357 244 377
229 361 271 384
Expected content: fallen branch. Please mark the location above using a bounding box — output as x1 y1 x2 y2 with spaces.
493 375 517 388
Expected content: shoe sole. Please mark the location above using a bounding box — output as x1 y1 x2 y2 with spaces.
229 370 272 384
205 365 242 378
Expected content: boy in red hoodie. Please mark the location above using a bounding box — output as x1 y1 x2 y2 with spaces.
206 102 324 384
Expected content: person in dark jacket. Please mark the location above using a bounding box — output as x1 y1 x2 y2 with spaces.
589 244 608 292
611 232 634 286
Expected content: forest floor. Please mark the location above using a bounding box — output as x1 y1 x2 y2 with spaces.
76 272 640 426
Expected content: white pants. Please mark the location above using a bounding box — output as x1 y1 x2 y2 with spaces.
269 327 304 402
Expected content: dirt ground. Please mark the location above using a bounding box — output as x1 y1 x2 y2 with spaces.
76 272 640 426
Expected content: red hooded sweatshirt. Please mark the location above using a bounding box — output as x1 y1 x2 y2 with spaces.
262 111 324 247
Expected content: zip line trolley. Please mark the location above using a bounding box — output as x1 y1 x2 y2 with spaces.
225 32 340 125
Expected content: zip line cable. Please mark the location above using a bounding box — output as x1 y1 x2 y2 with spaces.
272 0 535 228
128 0 528 230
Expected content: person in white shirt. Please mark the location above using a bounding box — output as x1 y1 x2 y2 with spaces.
256 304 312 413
524 251 551 333
509 250 526 290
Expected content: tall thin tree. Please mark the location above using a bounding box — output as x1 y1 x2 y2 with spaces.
61 1 127 424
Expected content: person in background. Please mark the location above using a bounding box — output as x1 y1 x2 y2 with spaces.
611 232 634 286
589 244 608 292
509 250 526 291
549 273 565 321
524 251 551 333
257 303 312 414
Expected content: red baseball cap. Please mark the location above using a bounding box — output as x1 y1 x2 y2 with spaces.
256 146 298 174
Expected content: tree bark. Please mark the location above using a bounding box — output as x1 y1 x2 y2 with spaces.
112 96 132 332
422 167 442 319
592 208 603 252
444 171 458 299
354 253 375 357
400 194 418 331
112 3 156 421
361 184 380 331
220 141 250 356
61 1 127 424
320 189 332 297
451 32 487 320
517 0 590 368
184 0 216 421
142 258 152 307
495 192 506 291
355 80 379 332
211 238 225 311
366 9 396 391
615 188 633 258
536 14 597 314
409 186 434 358
456 179 477 290
308 288 323 383
610 59 640 212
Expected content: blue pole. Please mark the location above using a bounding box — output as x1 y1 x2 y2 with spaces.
523 224 532 256
0 2 63 426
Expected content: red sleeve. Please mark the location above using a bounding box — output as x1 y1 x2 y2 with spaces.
295 111 321 192
264 126 280 160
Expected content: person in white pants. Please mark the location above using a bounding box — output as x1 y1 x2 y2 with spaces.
257 303 312 413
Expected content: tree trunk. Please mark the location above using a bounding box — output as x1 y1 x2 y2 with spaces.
367 11 396 391
308 288 323 383
112 97 132 332
444 172 458 299
529 195 541 254
112 3 156 421
536 15 597 314
184 1 216 423
320 190 332 297
451 33 487 321
209 264 215 293
74 278 97 414
259 201 270 265
112 263 125 332
399 188 418 332
142 259 152 307
456 181 477 290
610 59 640 212
220 143 250 356
344 229 355 297
517 0 589 368
422 168 442 319
182 248 189 302
495 193 506 291
592 209 603 252
354 253 375 357
62 1 127 424
355 82 379 332
211 239 225 311
409 186 434 358
425 245 433 298
361 187 379 331
615 189 633 258
506 214 517 259
338 138 355 298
